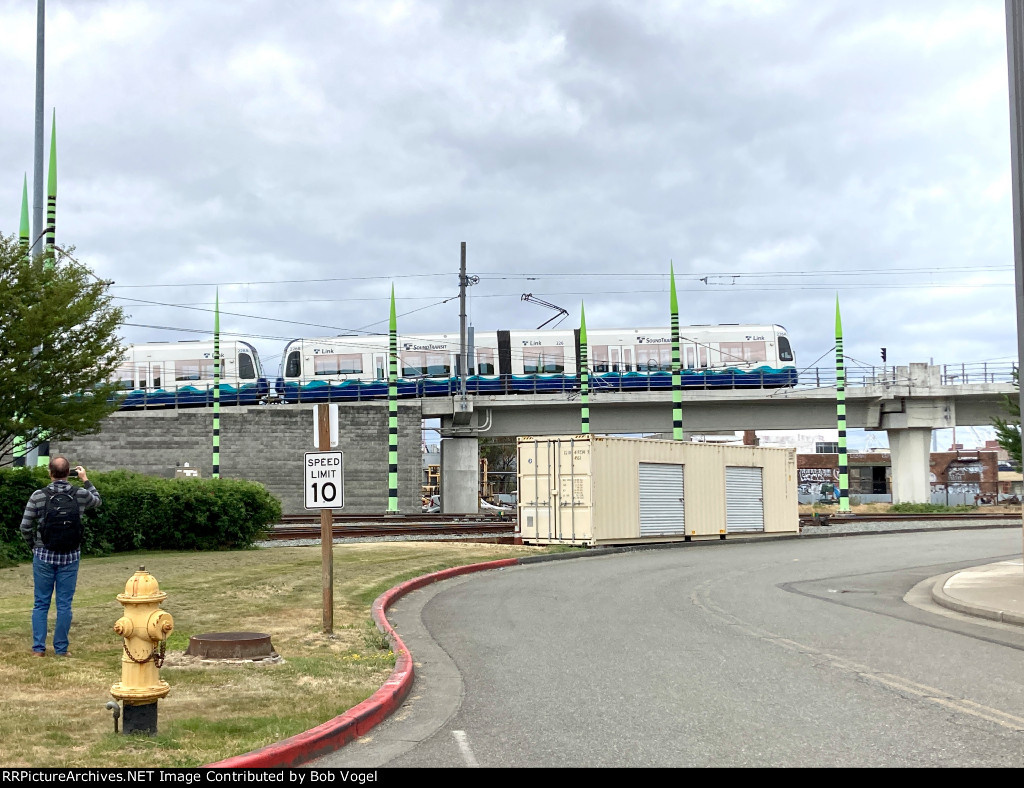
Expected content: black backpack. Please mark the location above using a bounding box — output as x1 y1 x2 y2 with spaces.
40 486 84 552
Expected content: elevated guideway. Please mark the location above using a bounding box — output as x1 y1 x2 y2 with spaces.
425 363 1018 508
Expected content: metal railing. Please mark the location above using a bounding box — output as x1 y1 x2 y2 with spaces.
114 362 1018 410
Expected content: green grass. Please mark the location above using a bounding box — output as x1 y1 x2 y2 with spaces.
0 541 559 767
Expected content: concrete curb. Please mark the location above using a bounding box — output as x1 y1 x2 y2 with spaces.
930 570 1024 627
205 558 519 769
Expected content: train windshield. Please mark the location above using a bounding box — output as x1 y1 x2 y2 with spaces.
285 350 301 378
238 353 256 380
778 336 794 362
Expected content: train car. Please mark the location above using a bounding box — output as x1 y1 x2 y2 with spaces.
114 340 270 408
275 324 797 400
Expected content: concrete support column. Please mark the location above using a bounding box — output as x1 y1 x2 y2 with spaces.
887 427 933 504
440 436 479 514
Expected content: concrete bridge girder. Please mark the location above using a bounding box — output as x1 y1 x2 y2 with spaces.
430 370 1015 507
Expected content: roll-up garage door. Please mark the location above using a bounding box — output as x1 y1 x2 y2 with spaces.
726 466 764 532
639 463 685 536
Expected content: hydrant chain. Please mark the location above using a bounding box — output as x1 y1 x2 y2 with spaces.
122 638 166 668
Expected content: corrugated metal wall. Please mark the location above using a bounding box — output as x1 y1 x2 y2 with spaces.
520 436 797 546
725 466 765 532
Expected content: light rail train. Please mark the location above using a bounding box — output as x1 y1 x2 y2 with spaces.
112 324 796 408
113 340 270 407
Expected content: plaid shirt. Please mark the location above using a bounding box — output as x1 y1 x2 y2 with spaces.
20 479 101 564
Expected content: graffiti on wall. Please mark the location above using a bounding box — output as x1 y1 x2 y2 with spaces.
798 468 839 496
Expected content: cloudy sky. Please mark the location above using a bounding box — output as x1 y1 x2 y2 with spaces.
0 0 1018 447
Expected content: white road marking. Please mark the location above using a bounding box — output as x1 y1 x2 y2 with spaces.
691 574 1024 733
452 730 480 767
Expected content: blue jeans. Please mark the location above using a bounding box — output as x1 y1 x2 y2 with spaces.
32 556 80 655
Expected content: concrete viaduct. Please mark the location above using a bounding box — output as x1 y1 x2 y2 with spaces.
48 363 1015 514
426 363 1016 510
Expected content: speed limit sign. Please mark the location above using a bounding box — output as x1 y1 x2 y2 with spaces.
304 452 344 509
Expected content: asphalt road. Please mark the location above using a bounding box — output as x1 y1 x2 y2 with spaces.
319 529 1024 768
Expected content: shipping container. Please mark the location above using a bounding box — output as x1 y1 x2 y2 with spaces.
517 435 798 546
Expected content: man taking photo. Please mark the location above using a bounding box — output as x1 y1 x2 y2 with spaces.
20 456 101 657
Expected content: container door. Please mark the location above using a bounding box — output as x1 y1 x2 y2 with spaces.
638 463 685 536
517 437 592 545
726 466 764 532
518 439 553 542
555 437 592 543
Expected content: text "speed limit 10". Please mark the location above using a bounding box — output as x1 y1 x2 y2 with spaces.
304 452 344 509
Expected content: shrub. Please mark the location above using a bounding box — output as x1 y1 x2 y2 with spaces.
889 502 975 514
0 468 280 562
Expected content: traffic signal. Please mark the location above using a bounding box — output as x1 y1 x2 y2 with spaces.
881 347 887 362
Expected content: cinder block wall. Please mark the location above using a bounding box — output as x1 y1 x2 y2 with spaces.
50 403 423 515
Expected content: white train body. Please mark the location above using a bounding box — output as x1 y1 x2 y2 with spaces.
278 324 795 385
114 340 267 405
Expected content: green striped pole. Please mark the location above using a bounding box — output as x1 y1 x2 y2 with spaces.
44 110 55 271
836 296 850 513
19 174 30 257
13 177 30 466
212 289 221 479
35 115 57 467
387 286 399 513
580 302 590 434
671 262 682 440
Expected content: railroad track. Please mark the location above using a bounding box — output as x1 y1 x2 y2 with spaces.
799 511 1021 527
267 514 518 542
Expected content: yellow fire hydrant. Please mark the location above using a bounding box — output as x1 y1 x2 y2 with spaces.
110 566 174 735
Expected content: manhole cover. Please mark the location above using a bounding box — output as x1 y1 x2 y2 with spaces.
185 632 278 661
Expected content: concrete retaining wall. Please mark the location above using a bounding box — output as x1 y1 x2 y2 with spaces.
50 403 423 515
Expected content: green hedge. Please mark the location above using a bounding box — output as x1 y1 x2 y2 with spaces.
0 468 281 566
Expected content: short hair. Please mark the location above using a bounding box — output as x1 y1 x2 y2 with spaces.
49 457 70 479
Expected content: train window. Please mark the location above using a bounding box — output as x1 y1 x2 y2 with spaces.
477 348 495 375
285 351 301 378
591 345 609 373
314 354 363 376
426 352 450 376
699 347 708 368
636 344 672 372
685 347 695 369
152 366 161 388
523 347 564 374
175 359 215 381
719 342 767 364
238 353 256 380
401 352 451 377
114 367 135 390
778 336 794 361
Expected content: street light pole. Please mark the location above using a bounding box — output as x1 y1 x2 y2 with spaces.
1003 0 1024 568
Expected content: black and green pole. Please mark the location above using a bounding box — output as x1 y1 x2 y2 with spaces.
671 262 682 441
43 110 56 270
13 177 30 467
35 118 57 467
580 302 590 434
212 289 221 479
19 175 30 256
836 296 850 513
387 285 399 514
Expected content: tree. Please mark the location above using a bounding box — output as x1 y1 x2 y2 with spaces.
993 367 1021 468
0 235 126 466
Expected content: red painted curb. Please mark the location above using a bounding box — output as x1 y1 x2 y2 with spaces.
206 557 519 768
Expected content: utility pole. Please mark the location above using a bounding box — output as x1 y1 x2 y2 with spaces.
1004 0 1024 566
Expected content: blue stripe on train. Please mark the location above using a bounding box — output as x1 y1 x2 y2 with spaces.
263 366 797 404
